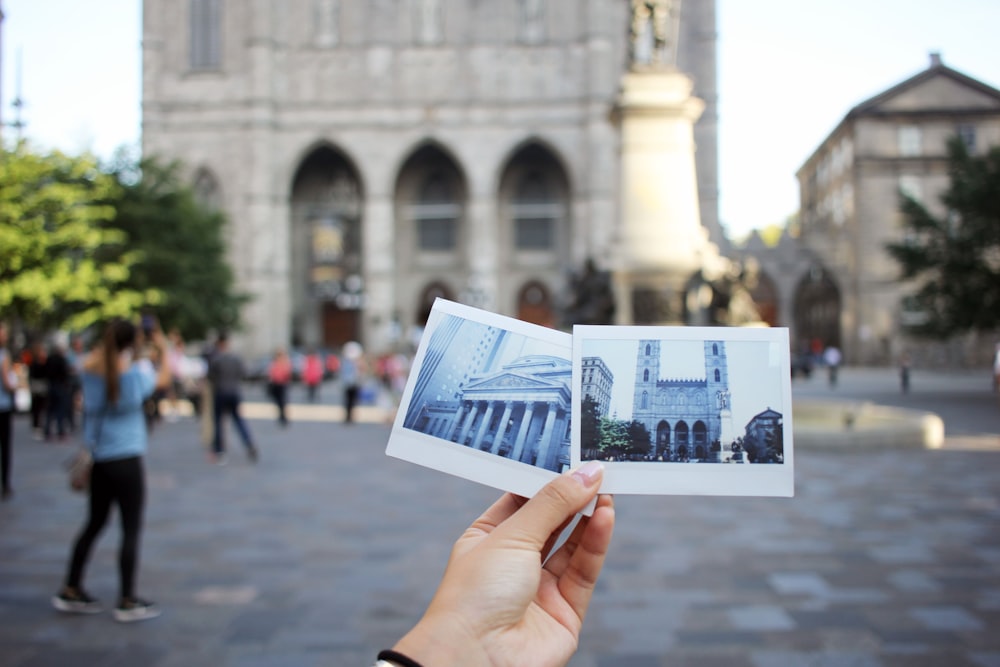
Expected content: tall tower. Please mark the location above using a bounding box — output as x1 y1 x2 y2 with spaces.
703 340 734 452
632 339 661 418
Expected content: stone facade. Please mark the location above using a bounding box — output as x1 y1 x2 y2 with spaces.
792 54 1000 365
141 0 718 355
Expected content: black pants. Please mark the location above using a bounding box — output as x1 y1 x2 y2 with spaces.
66 456 145 600
344 384 359 423
0 410 11 493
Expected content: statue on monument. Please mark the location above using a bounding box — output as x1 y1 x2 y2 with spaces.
564 258 616 326
630 0 677 66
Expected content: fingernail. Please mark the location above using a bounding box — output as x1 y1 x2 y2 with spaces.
571 461 604 487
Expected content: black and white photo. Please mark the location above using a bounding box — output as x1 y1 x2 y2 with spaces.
388 299 574 501
573 325 795 497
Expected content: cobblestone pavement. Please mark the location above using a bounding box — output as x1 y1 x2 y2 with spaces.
0 372 998 667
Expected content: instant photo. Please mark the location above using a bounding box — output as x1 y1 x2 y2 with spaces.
572 325 795 497
387 299 575 502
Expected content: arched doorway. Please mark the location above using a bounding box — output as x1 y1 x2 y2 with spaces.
656 420 671 458
290 145 364 349
692 420 707 445
517 280 555 328
416 281 456 327
751 270 780 327
793 264 842 353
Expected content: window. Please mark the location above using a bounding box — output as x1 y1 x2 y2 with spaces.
898 125 922 157
712 343 718 355
412 173 460 251
645 344 651 355
512 171 560 251
643 369 649 382
714 369 720 382
641 391 648 410
190 0 222 71
957 124 977 152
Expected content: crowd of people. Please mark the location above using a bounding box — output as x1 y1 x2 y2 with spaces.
0 316 624 666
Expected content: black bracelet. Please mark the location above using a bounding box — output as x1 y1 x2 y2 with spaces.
377 649 425 667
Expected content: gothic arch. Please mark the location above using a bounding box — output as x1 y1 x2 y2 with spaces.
497 141 571 310
793 264 842 352
656 420 671 456
289 144 365 348
751 270 780 327
692 420 708 445
675 420 689 445
394 141 469 259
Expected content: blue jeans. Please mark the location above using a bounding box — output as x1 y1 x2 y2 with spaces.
212 391 254 454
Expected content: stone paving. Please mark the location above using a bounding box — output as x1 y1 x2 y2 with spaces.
0 371 998 666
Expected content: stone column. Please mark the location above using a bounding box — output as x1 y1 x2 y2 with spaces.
457 402 480 445
511 402 535 462
471 401 496 451
491 402 515 455
535 403 560 470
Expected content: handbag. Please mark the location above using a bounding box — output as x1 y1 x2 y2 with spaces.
67 449 93 493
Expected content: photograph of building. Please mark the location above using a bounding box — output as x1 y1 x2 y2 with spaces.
403 313 572 472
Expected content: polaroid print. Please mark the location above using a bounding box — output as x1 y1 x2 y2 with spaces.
387 298 575 502
572 325 794 497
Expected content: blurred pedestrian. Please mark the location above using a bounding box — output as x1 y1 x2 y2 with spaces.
899 352 911 394
0 323 17 500
52 318 172 622
44 338 72 441
340 341 365 424
66 336 87 433
208 332 257 464
164 328 186 421
302 348 323 402
26 340 48 440
823 345 841 388
267 347 292 427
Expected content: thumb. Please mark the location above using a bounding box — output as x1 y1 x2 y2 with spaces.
490 462 604 551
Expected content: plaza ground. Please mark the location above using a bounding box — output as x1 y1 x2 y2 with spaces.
0 368 998 666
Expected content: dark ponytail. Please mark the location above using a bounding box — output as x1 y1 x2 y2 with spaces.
103 319 137 405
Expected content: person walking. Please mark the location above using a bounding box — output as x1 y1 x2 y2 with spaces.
340 341 365 424
302 348 323 402
52 319 172 622
823 345 842 388
208 332 258 464
44 339 72 441
26 340 48 440
0 323 17 500
267 347 292 427
899 352 912 394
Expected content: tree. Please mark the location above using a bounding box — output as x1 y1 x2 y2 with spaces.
625 419 652 459
0 147 158 331
597 417 629 460
103 156 250 340
580 394 603 459
886 136 1000 338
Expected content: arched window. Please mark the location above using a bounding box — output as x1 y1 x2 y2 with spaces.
190 0 222 71
511 170 561 250
413 173 460 250
714 369 720 382
645 344 651 355
712 343 718 355
641 391 648 409
643 369 649 382
675 421 689 444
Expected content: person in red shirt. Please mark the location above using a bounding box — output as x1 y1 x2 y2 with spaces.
302 349 323 403
267 348 292 427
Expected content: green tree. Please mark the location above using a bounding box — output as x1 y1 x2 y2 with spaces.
597 417 629 460
886 136 1000 337
580 394 603 459
625 419 652 459
104 156 250 340
0 147 158 330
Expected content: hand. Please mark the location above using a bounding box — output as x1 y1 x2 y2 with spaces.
392 461 615 667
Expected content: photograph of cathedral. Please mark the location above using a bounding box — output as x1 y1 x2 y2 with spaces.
575 327 788 466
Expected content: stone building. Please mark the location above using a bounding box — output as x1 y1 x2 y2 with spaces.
791 54 1000 364
631 339 730 461
141 0 719 355
581 355 614 417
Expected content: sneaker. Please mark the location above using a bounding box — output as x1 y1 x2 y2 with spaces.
113 597 161 623
52 588 103 614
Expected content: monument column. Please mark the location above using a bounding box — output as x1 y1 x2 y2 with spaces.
613 0 722 325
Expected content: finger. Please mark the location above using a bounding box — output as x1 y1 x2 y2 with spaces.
543 494 610 576
556 494 615 622
490 462 604 553
461 492 524 540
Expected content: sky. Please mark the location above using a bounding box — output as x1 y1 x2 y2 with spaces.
2 1 999 240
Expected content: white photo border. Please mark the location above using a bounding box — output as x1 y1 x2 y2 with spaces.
572 325 795 497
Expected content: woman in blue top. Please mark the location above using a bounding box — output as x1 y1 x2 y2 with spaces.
52 319 171 623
